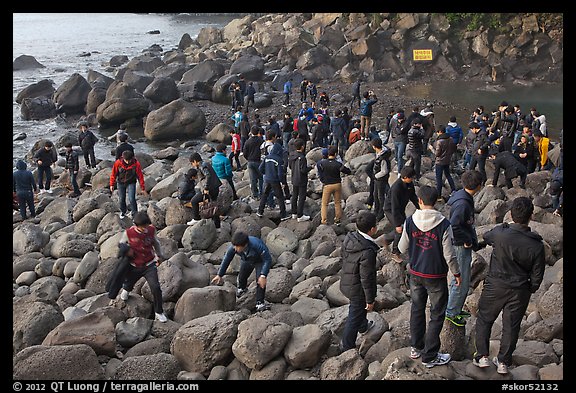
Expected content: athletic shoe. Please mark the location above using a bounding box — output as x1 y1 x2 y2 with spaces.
120 289 129 301
422 353 451 368
187 219 201 225
155 313 168 323
297 215 310 222
492 357 508 374
292 214 298 219
473 356 491 368
256 212 263 218
458 310 472 318
390 253 403 263
236 288 247 298
334 219 341 226
410 347 422 359
119 212 126 219
255 301 270 312
358 320 375 335
46 189 53 194
445 315 467 327
280 215 290 221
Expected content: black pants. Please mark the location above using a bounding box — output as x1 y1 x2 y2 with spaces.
373 178 389 221
291 184 307 217
258 182 285 217
341 294 369 351
406 149 422 179
470 155 487 184
191 189 221 228
228 151 241 170
225 177 238 200
83 147 96 168
409 274 448 363
17 191 35 219
37 166 52 190
237 261 265 303
384 210 403 254
122 263 164 314
474 279 531 366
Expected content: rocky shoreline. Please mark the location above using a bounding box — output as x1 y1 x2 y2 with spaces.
13 13 563 381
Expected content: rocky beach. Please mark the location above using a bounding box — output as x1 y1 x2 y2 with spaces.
13 13 563 381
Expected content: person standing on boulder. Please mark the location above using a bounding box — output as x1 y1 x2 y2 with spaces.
349 79 362 113
63 142 81 197
398 185 461 369
211 230 273 312
472 197 545 374
77 120 98 169
187 152 222 228
34 140 57 194
244 81 256 112
110 150 147 219
13 159 37 219
360 90 378 141
339 211 380 353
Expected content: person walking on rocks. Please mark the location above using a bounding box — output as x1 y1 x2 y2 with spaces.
283 78 293 107
243 126 264 200
211 231 273 312
339 211 380 353
77 120 98 169
34 140 57 194
445 169 484 327
13 159 37 220
406 118 425 182
472 197 545 374
187 152 222 228
370 138 392 221
64 142 81 197
434 125 457 201
360 90 378 141
212 143 239 201
289 138 312 222
244 81 256 112
115 132 134 160
398 185 461 369
317 146 352 226
228 128 242 171
469 122 490 185
110 150 147 219
110 211 168 323
256 142 289 221
349 79 361 113
299 78 309 103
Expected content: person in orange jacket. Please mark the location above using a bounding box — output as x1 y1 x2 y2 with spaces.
532 129 552 171
110 150 147 219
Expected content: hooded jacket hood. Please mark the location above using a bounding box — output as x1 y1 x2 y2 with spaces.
270 142 284 157
447 188 472 208
409 208 447 232
16 160 27 170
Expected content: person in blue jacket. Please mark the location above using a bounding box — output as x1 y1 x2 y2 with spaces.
211 231 272 312
360 91 378 140
257 142 289 221
283 78 293 107
211 143 238 200
13 159 37 219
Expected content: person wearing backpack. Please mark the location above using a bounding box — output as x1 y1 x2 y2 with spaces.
110 150 147 219
77 120 98 169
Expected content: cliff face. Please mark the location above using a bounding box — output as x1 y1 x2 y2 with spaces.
191 13 563 84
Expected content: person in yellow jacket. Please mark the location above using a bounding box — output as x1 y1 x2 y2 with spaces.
533 129 552 171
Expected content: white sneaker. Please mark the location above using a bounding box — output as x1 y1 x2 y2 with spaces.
297 215 310 222
255 301 270 312
46 189 53 194
120 289 129 301
410 347 422 359
291 214 298 219
280 215 290 221
256 212 263 218
473 356 491 368
155 313 168 323
119 212 126 219
39 189 46 194
492 357 509 374
422 352 451 368
187 219 201 225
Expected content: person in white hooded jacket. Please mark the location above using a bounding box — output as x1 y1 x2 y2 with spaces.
398 185 461 369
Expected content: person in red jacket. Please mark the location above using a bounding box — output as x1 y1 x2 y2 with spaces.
228 128 242 171
114 211 168 323
110 150 147 219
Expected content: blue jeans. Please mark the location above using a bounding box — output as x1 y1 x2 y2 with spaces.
341 295 369 351
435 164 456 197
409 274 448 362
118 182 137 215
395 141 406 172
283 132 291 149
247 161 263 198
69 169 80 194
445 245 472 318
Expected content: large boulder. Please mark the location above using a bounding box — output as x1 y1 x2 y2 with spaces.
143 77 180 105
179 59 225 87
53 73 92 115
15 79 55 103
144 98 206 141
20 96 57 121
13 54 45 70
229 55 266 81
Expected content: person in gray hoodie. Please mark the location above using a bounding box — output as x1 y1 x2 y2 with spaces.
398 185 461 369
13 160 37 219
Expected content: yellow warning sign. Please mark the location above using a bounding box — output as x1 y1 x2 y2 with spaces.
413 49 433 61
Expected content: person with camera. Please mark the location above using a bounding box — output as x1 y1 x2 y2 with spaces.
360 90 378 141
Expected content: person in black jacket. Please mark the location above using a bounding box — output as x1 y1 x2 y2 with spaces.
289 139 312 222
257 142 288 221
317 146 352 225
398 185 461 368
187 152 222 228
63 142 81 197
78 120 98 168
339 211 380 352
488 145 527 189
242 126 264 200
514 129 538 174
178 168 197 206
473 197 545 374
13 159 37 219
115 132 134 160
383 166 420 262
370 138 392 221
406 118 425 181
445 169 484 327
33 140 57 193
469 122 490 185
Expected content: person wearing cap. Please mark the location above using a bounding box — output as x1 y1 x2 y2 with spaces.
389 111 408 173
406 118 425 181
469 122 490 185
532 130 551 171
78 120 98 169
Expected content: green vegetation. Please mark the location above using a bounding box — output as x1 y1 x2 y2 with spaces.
444 13 505 31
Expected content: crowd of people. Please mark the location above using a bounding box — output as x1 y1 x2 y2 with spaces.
13 78 562 365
